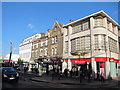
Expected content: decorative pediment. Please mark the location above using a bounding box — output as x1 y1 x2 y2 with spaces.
52 21 62 31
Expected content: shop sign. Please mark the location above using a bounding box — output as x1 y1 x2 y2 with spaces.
70 58 91 62
95 58 107 61
60 59 68 62
74 61 86 64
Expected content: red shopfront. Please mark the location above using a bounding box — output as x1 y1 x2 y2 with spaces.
61 57 119 78
95 58 107 75
60 58 92 70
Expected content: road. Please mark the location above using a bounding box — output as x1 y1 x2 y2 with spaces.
2 71 119 89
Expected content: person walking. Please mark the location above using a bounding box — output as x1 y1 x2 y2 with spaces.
87 69 91 82
70 69 73 77
100 72 105 83
51 68 55 80
24 66 27 73
79 70 82 83
97 71 100 81
64 68 68 78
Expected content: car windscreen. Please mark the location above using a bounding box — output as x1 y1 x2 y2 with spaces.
3 68 16 73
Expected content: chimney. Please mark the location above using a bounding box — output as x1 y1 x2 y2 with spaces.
70 19 74 23
40 33 45 37
47 29 52 32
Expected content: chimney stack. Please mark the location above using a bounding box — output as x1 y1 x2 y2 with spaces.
40 33 45 37
70 19 74 23
47 29 52 32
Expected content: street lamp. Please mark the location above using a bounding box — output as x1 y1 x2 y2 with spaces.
46 59 49 74
9 40 13 67
77 52 81 61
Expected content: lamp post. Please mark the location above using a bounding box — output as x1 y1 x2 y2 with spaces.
46 59 49 74
9 40 13 67
77 52 81 61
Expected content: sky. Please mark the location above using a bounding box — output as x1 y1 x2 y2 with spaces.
2 2 119 56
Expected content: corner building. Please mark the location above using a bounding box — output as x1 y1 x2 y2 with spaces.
62 10 120 79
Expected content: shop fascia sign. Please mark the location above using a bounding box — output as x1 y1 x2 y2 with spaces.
74 61 86 64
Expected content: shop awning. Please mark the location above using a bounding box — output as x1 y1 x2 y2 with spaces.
70 58 91 62
60 59 68 62
95 58 107 61
60 58 91 63
109 58 119 63
0 59 12 61
50 57 57 61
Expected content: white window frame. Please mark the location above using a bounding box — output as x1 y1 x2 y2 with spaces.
52 37 54 44
54 48 57 55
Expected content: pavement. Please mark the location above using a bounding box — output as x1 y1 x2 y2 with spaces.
18 70 120 87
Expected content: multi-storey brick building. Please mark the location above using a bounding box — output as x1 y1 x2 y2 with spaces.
48 21 64 70
62 10 120 79
19 10 120 79
30 21 64 73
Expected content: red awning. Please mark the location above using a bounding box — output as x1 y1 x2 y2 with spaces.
109 58 119 63
0 59 12 61
70 58 91 62
60 59 68 62
60 58 91 63
51 57 57 61
95 58 107 61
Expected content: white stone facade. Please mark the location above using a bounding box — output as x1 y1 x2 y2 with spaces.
19 34 41 62
63 10 120 79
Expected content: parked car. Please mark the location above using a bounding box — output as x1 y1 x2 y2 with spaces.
2 67 19 82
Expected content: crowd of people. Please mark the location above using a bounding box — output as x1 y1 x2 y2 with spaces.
22 64 106 83
51 67 106 83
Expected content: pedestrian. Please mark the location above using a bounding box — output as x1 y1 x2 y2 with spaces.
24 66 27 73
97 71 100 81
72 68 75 76
87 69 91 82
100 72 105 83
52 69 55 80
57 69 61 80
79 70 82 83
64 68 68 78
70 69 73 77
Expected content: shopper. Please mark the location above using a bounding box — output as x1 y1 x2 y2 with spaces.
100 72 105 82
64 68 68 78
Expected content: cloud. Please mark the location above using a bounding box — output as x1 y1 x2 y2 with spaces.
13 48 19 51
28 24 34 29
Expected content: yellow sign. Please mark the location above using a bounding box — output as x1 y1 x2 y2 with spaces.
77 52 81 55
